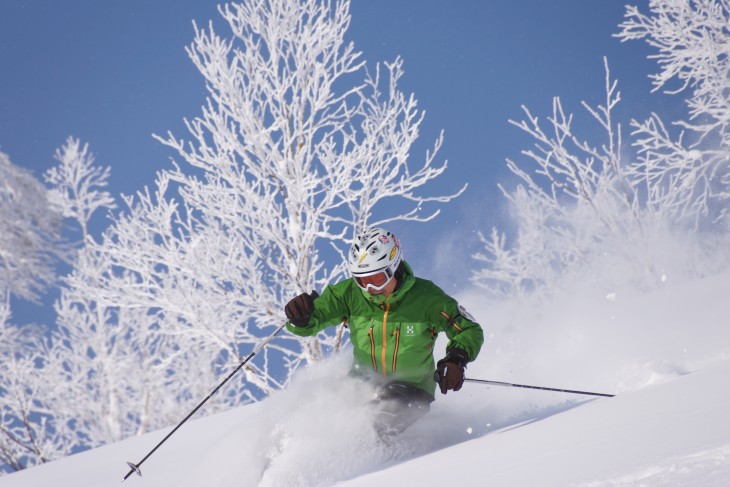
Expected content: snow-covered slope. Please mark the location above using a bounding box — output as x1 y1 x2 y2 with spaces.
3 359 729 487
345 361 730 487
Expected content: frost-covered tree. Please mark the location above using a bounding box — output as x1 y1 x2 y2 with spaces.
44 0 461 459
474 0 730 299
0 309 54 472
0 150 61 302
0 307 81 473
0 138 115 474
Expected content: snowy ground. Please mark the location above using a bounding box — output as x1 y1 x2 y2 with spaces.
3 268 729 486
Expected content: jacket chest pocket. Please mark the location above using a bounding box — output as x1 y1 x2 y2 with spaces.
396 322 437 351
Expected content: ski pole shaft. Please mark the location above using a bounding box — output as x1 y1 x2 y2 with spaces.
123 321 288 481
464 377 615 397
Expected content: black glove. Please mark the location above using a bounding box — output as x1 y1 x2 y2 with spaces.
284 291 319 327
434 348 469 394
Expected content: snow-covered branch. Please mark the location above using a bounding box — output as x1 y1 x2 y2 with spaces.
44 137 116 242
617 0 730 226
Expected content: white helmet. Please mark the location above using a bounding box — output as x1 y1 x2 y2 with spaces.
348 228 402 291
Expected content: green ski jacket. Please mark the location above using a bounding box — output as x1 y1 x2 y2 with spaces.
286 261 484 397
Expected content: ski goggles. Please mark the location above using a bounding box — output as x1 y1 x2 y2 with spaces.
353 268 394 291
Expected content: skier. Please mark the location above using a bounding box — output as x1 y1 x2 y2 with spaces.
284 227 484 436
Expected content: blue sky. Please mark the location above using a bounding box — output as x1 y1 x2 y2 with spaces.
0 1 664 322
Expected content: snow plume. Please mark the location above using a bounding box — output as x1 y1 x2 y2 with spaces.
183 353 425 487
253 359 382 486
220 351 540 487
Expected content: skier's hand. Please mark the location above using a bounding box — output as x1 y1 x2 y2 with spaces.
285 291 319 327
435 348 469 394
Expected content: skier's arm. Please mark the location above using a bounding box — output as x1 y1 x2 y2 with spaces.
438 301 484 364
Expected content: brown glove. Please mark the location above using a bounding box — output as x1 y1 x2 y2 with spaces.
284 291 319 327
435 348 469 394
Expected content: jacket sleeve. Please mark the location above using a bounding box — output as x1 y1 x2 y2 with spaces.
285 281 349 337
437 299 484 363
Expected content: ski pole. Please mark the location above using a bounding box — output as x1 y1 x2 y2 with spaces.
123 321 289 481
462 377 615 397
